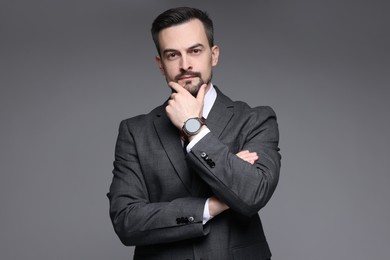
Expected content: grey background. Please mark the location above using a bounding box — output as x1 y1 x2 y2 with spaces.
1 0 389 259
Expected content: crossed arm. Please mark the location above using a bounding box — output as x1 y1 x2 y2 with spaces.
208 150 258 216
108 83 280 246
165 82 278 218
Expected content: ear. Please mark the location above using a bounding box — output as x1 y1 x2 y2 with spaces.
155 55 165 75
211 45 220 67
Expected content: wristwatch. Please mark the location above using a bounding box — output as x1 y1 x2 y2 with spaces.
182 117 206 139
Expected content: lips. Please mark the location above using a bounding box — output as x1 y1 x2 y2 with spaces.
179 76 195 80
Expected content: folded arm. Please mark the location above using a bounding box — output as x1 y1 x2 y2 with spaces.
187 107 281 217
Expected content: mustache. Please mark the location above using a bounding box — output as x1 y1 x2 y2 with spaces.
174 71 201 81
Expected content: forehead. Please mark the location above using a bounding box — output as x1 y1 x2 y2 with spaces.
158 19 209 52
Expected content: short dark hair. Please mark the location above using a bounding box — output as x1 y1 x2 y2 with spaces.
151 7 214 55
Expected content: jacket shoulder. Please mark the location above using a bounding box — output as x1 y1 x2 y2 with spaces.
215 86 276 118
232 100 277 120
118 104 165 131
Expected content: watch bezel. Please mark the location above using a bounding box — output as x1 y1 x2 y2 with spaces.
182 117 206 138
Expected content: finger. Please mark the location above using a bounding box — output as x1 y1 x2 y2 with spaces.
236 150 258 164
246 152 258 158
236 150 249 156
170 92 176 100
237 153 252 161
168 81 184 93
196 84 207 102
236 150 256 158
249 154 259 161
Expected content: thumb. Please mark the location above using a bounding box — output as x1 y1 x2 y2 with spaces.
196 84 207 102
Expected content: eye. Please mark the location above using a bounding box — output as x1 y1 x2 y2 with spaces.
191 49 201 55
166 52 179 60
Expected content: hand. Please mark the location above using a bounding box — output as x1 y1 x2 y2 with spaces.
208 150 258 217
208 195 229 217
236 150 259 165
165 82 207 130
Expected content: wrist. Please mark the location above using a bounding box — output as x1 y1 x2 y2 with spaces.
188 125 207 142
209 196 229 217
181 117 206 141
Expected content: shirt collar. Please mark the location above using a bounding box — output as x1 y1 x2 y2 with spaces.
202 83 217 119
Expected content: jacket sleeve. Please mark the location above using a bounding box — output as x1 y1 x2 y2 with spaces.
107 120 209 247
187 106 281 217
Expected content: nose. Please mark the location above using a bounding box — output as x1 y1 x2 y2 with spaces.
180 55 192 71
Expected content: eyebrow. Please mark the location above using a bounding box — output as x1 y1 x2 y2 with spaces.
162 43 205 55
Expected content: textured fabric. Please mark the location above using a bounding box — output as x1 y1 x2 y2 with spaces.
107 86 281 259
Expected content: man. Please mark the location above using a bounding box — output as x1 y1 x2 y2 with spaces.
107 6 281 260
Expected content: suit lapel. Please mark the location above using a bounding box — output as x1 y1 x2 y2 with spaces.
153 106 192 194
206 87 234 138
152 88 235 196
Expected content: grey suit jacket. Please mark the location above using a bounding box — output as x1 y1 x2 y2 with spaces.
107 87 281 260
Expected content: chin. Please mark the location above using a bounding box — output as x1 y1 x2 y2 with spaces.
184 82 202 97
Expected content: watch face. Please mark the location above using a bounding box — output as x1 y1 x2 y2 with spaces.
185 118 201 133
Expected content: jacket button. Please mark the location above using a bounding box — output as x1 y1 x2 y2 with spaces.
188 216 194 222
200 152 207 158
176 217 187 224
209 162 215 168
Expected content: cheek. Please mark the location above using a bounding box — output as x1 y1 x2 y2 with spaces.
159 67 169 78
166 69 177 80
166 61 180 72
202 60 213 74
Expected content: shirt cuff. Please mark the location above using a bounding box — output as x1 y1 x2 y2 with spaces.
186 127 210 153
202 197 213 225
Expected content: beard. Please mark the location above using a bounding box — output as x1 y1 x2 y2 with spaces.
174 70 213 97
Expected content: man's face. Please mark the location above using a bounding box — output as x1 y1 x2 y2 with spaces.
156 19 219 96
